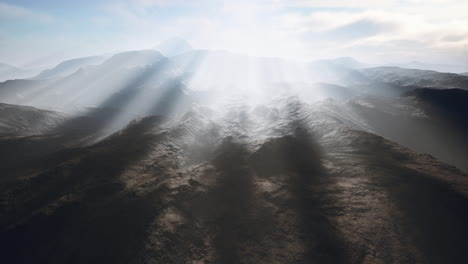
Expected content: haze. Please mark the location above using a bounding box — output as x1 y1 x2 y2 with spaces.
1 0 468 68
2 1 468 263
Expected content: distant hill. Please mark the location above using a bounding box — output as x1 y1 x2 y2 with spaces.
360 66 468 89
0 103 66 136
33 56 109 80
101 50 165 68
316 57 373 69
389 61 468 73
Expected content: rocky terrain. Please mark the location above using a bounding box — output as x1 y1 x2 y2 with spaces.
1 50 468 263
1 95 467 263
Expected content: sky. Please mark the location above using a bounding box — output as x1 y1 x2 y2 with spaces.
1 0 468 68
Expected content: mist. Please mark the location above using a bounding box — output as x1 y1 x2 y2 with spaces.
1 1 468 263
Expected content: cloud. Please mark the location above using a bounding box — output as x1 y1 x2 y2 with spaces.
99 0 468 63
0 3 53 23
275 1 468 63
310 19 396 41
442 34 468 43
1 0 468 65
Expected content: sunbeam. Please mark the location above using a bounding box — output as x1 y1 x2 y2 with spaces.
1 1 468 263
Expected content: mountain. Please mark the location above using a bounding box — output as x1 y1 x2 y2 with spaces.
0 50 175 112
0 103 66 136
360 66 468 89
317 57 373 69
0 50 413 115
101 50 164 69
0 79 54 105
33 56 109 80
0 63 41 81
1 47 468 263
390 61 468 73
1 96 467 263
320 88 468 171
0 51 442 116
155 37 193 57
169 50 382 97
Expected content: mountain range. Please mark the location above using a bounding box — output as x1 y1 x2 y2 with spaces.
1 40 467 263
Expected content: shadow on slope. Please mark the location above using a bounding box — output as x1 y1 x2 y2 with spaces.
0 71 191 180
158 137 275 263
323 88 468 171
354 136 468 263
250 123 349 263
0 116 169 264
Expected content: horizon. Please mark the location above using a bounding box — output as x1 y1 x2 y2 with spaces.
2 1 468 263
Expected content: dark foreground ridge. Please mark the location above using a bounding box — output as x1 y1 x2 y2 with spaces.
1 97 467 264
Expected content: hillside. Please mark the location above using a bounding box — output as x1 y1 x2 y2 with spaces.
1 97 467 263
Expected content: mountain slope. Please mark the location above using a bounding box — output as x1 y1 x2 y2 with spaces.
390 61 468 73
320 88 468 171
33 56 109 80
0 50 179 112
0 103 66 136
361 67 468 89
1 97 467 264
